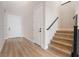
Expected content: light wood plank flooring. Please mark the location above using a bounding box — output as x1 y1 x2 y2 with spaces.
0 37 61 57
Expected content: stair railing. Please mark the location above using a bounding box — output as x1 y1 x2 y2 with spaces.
61 1 71 6
72 14 78 57
46 17 59 30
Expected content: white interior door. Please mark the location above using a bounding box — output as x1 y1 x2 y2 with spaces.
7 15 22 38
33 4 44 46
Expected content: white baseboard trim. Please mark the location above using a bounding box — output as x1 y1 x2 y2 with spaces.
4 36 24 40
24 36 33 42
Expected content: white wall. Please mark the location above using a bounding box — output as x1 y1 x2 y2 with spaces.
0 4 5 52
44 1 61 49
22 2 33 41
58 2 75 31
1 2 33 41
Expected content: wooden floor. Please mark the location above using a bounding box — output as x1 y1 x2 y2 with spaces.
0 37 62 57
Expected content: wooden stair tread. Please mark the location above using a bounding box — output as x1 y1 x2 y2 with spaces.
53 36 73 41
57 30 73 32
55 33 73 36
56 30 73 34
55 33 73 39
53 40 72 47
47 48 68 57
46 49 60 57
52 42 72 51
49 44 71 55
53 36 73 45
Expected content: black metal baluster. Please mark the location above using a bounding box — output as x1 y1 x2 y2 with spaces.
72 14 79 57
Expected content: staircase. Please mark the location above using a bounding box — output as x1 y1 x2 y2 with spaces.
48 30 73 57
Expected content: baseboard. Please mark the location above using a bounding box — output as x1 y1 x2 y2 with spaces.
4 36 24 40
24 36 33 42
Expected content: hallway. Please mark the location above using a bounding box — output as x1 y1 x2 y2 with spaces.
0 1 78 57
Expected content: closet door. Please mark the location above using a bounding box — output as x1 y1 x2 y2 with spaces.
33 3 44 46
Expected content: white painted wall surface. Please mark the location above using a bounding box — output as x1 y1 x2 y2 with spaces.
22 2 33 41
58 2 75 31
0 5 5 52
44 2 60 49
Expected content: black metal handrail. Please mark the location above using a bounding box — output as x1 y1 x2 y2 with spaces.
72 14 78 57
61 1 71 6
46 17 59 30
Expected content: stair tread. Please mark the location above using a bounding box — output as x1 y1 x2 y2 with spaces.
56 30 73 33
46 49 61 57
53 40 72 47
54 36 73 41
47 48 69 57
55 33 73 36
57 30 73 32
49 44 71 55
52 42 72 51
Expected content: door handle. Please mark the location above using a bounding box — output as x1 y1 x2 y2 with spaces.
39 28 41 32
